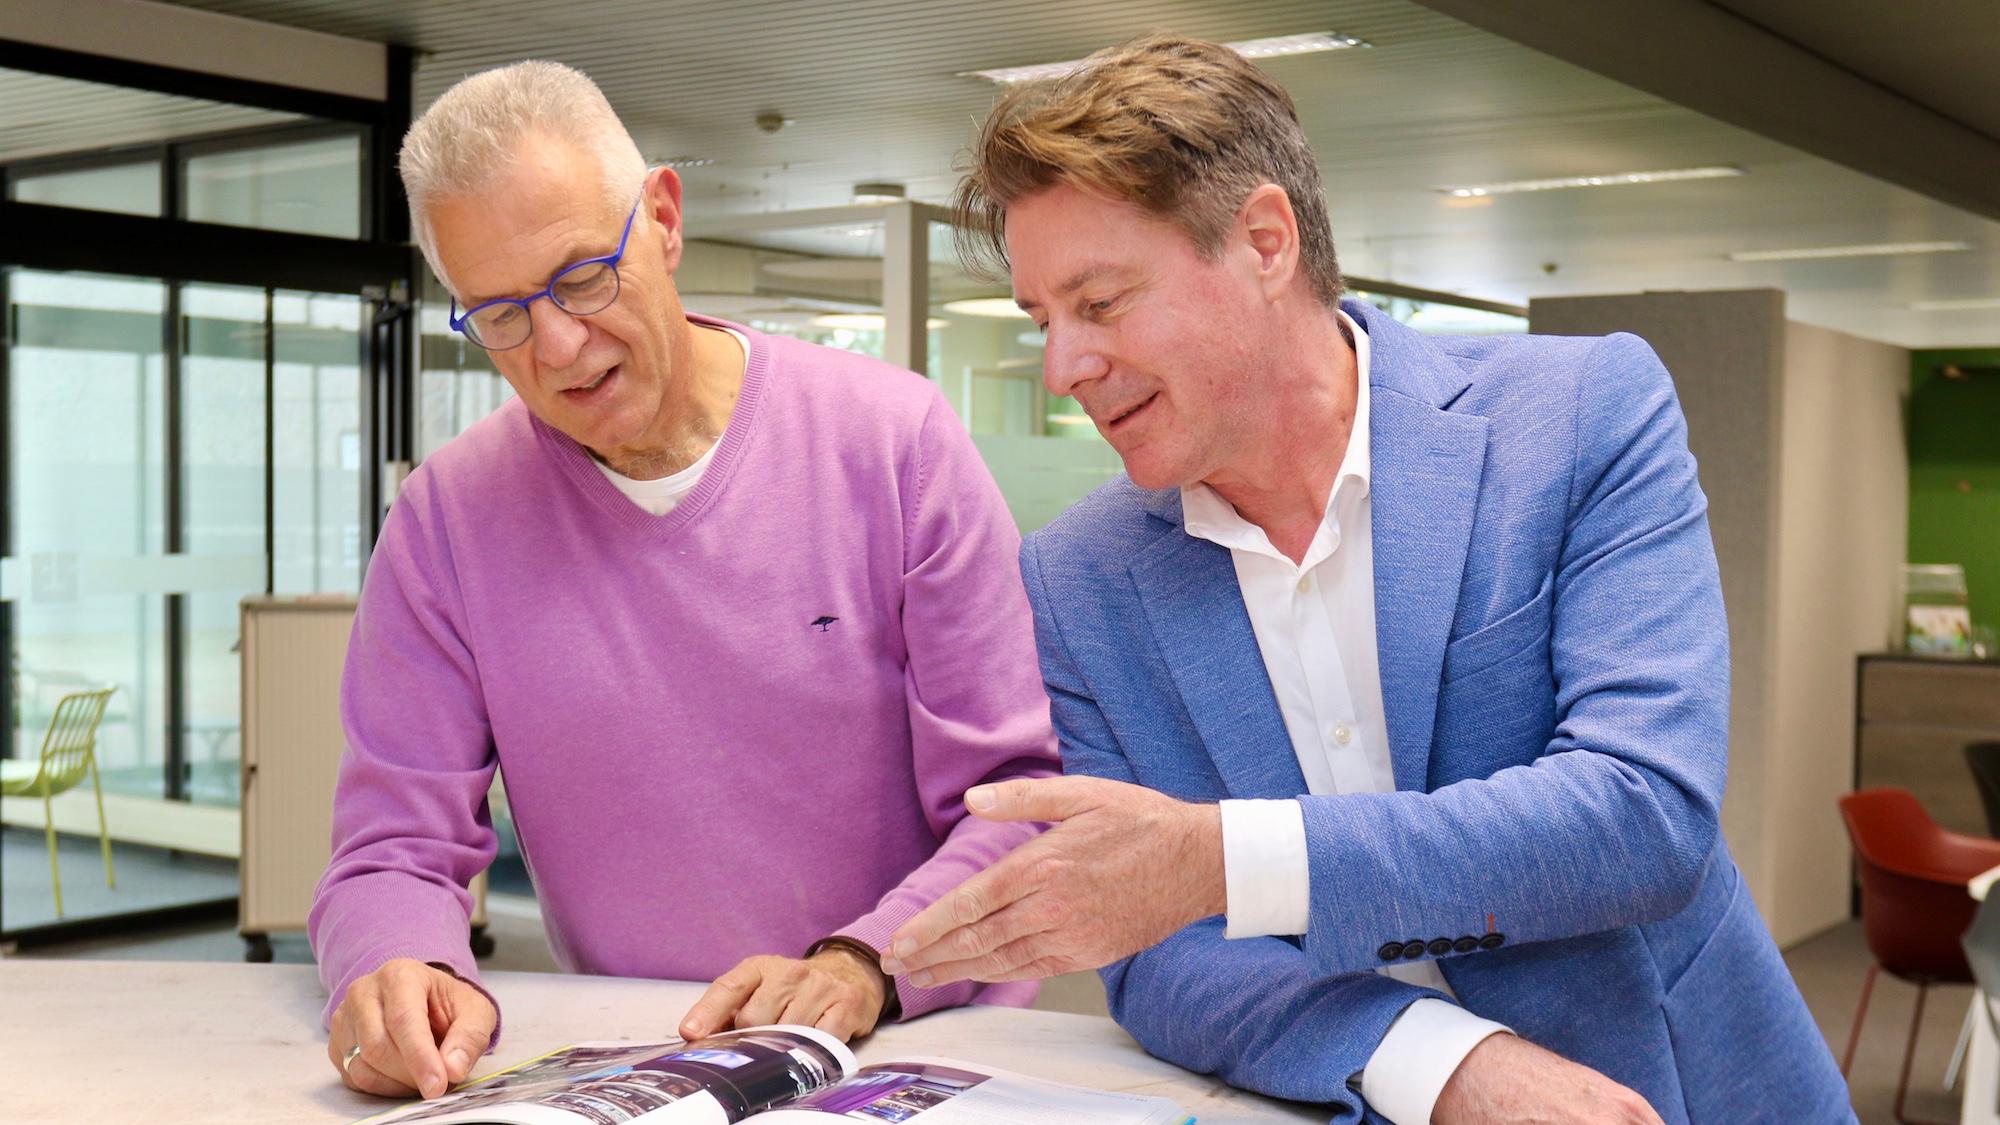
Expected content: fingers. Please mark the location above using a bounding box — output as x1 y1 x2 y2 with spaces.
735 960 818 1028
904 925 1068 987
385 980 451 1099
814 999 873 1042
343 1051 421 1098
884 859 1038 973
338 987 421 1097
965 775 1106 823
435 980 499 1086
685 956 885 1044
329 961 477 1100
679 960 765 1040
774 984 835 1030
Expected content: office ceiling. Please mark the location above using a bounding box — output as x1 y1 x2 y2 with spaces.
0 68 298 161
59 1 2000 345
1710 0 2000 140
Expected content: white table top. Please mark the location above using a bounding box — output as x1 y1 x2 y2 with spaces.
1973 862 2000 903
0 960 1320 1123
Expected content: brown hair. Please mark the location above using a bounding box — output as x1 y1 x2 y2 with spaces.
953 33 1342 307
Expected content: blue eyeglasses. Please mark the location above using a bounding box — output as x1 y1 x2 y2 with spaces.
448 198 641 351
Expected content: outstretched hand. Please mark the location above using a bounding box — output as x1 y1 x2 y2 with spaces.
880 776 1225 985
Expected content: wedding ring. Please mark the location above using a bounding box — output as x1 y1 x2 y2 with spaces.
342 1044 364 1075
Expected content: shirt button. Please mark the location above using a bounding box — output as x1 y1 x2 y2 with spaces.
1333 721 1353 746
1297 575 1313 595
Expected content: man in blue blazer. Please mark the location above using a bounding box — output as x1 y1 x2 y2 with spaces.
883 34 1853 1124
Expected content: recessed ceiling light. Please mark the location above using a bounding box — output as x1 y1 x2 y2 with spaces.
1909 296 2000 311
964 31 1369 85
1728 240 1972 262
942 297 1030 319
852 182 907 204
1439 166 1743 197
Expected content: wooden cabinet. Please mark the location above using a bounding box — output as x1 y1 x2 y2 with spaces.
239 596 488 961
1855 654 2000 837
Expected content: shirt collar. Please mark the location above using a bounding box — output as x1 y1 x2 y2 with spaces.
1181 308 1372 556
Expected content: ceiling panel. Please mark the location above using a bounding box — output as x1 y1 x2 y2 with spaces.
88 1 2000 345
1711 0 2000 140
0 69 300 162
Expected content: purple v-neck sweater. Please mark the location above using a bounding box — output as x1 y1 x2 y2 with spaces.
309 319 1057 1034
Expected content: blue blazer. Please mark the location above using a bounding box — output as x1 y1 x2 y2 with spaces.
1019 301 1853 1123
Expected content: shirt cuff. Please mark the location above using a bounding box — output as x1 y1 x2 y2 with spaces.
1219 798 1310 938
1359 999 1512 1125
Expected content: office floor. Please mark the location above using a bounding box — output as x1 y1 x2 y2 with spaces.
1 827 236 933
0 895 1973 1123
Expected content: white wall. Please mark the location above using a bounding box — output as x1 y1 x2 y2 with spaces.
1531 290 1788 927
1529 291 1908 946
1768 321 1907 943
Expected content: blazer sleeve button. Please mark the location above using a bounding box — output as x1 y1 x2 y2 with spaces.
1453 936 1479 954
1401 939 1428 960
1378 942 1405 962
1427 937 1454 957
1479 933 1505 950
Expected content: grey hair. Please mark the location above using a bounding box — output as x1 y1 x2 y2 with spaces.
399 60 648 287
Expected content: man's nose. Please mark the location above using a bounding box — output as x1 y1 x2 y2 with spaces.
529 298 588 368
1042 328 1110 400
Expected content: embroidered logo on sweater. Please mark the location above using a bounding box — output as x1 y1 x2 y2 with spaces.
810 615 839 632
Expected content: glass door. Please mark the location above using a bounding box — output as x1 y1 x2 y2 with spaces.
2 268 373 932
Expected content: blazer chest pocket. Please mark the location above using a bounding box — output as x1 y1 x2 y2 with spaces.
1442 571 1555 685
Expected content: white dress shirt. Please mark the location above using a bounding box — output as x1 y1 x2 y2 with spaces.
591 326 746 515
1182 310 1509 1125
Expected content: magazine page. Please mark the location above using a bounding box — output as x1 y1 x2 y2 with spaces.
744 1057 1190 1125
357 1026 857 1125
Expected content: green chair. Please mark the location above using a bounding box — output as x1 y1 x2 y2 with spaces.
1 687 118 916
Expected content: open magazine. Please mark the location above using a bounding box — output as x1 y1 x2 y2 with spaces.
357 1025 1193 1125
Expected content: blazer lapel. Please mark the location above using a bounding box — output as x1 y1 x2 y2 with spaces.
1360 305 1491 793
1128 494 1307 800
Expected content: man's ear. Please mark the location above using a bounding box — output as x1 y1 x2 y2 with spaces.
644 165 687 274
1238 184 1302 302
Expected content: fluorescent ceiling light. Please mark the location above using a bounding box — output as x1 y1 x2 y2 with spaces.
965 32 1368 85
1045 414 1095 426
1909 297 2000 311
812 313 948 331
656 156 715 169
1440 166 1742 197
1727 240 1972 262
942 297 1030 319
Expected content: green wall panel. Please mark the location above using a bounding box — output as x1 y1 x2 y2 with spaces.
1908 347 2000 631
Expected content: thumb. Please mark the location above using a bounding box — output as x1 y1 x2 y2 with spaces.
965 776 1103 824
437 983 497 1085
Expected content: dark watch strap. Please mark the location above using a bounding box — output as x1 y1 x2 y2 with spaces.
803 936 902 1022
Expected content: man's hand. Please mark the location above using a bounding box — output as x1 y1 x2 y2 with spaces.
679 949 889 1043
328 958 496 1100
1432 1034 1665 1125
879 776 1224 986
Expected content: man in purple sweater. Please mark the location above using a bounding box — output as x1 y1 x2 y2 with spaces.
312 60 1057 1102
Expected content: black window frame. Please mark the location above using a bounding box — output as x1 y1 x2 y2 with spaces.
0 35 414 874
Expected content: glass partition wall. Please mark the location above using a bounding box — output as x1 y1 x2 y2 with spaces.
0 57 408 939
684 200 1127 534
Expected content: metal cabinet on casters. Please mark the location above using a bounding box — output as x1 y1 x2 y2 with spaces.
238 595 491 963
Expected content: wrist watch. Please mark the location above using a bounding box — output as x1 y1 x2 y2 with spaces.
803 935 902 1022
